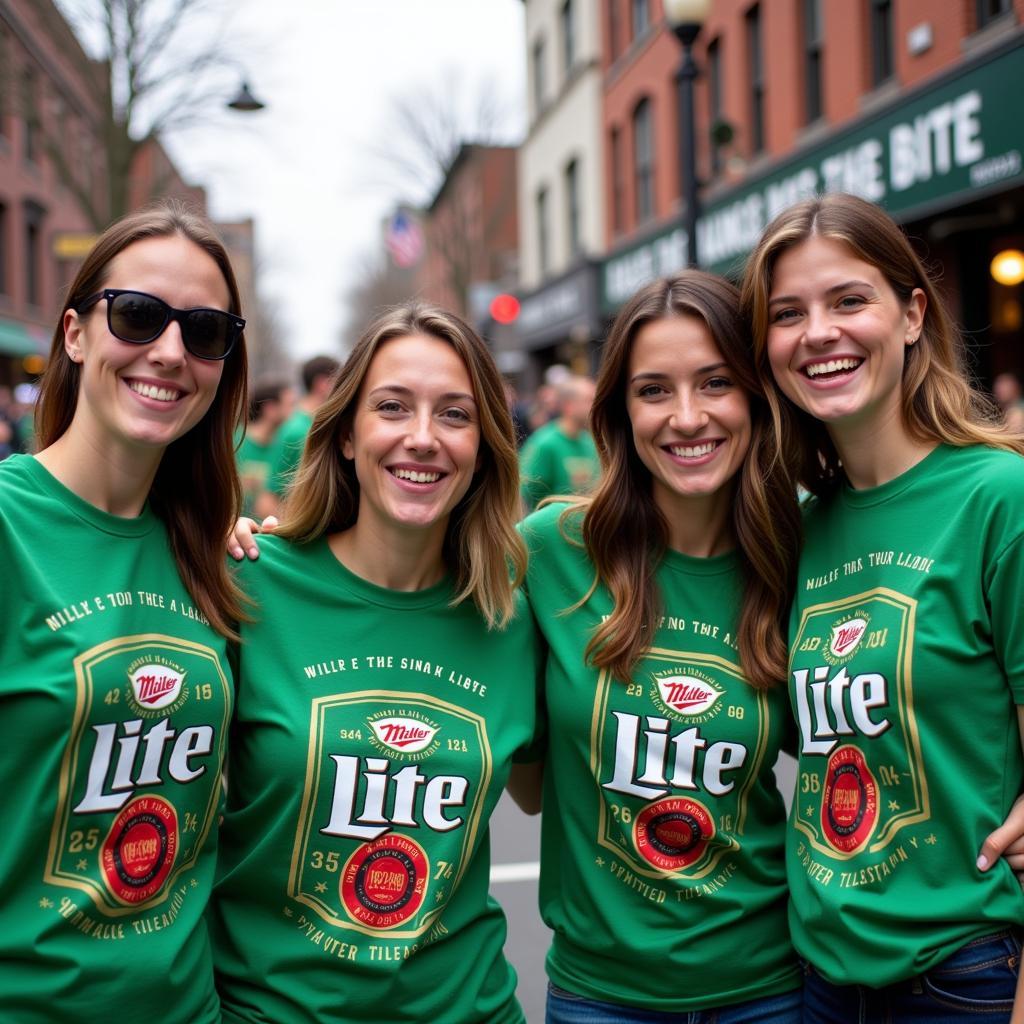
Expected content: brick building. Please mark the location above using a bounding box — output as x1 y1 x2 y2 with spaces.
599 0 1024 382
0 0 109 383
0 0 221 390
415 143 519 321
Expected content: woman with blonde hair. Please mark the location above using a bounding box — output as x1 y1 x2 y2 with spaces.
0 204 247 1022
742 191 1024 1021
519 270 804 1022
211 303 540 1024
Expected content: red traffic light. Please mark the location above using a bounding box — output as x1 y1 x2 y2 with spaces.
490 293 520 324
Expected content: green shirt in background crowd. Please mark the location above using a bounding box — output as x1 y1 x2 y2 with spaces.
0 455 231 1024
521 503 799 1012
210 535 541 1024
787 444 1024 985
266 408 314 499
519 421 600 511
235 433 274 517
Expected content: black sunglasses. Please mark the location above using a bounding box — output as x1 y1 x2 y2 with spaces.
75 288 244 361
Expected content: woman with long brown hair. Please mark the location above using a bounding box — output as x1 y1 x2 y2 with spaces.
742 191 1024 1021
210 303 539 1024
519 270 803 1022
0 204 247 1022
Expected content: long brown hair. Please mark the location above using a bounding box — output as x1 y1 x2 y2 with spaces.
278 302 526 629
35 203 248 638
577 271 800 689
741 192 1024 495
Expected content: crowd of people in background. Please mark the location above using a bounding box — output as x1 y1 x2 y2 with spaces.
0 383 36 460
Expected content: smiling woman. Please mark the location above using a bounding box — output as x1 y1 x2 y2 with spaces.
0 205 247 1023
209 303 541 1024
742 193 1024 1022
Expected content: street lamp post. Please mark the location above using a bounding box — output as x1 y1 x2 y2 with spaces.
664 0 710 268
227 80 267 112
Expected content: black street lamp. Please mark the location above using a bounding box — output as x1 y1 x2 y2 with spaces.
665 0 710 267
227 80 266 112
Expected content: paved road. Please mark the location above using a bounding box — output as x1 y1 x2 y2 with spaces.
487 753 798 1023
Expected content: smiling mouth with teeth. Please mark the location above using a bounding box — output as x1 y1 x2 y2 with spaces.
804 357 863 379
667 441 719 458
390 468 443 484
127 380 184 402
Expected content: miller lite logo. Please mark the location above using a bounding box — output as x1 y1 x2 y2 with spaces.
829 617 868 660
370 717 438 754
655 675 721 716
128 662 185 710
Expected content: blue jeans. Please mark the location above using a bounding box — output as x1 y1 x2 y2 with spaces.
802 931 1021 1022
545 982 802 1024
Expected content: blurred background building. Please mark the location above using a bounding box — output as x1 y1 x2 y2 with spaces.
0 0 268 392
376 0 1022 396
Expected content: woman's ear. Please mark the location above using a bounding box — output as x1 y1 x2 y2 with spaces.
905 288 927 346
63 308 84 363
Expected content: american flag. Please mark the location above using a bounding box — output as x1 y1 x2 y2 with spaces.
385 209 424 268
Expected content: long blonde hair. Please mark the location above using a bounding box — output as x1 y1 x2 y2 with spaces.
278 302 525 629
741 193 1024 494
575 271 800 689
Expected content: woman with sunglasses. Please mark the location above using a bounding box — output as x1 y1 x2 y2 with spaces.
742 192 1024 1020
211 303 539 1023
0 205 247 1023
518 271 804 1022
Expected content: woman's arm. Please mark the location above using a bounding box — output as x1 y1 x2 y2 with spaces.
506 761 544 816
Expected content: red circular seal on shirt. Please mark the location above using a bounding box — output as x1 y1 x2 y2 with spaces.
821 745 878 853
634 797 714 871
340 834 428 930
101 795 178 904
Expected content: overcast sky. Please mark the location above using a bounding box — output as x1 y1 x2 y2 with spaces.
162 0 527 362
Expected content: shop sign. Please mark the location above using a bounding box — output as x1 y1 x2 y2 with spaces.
517 264 599 348
601 41 1024 310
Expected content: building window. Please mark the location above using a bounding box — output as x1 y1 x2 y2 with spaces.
706 37 723 176
565 158 582 259
532 36 546 114
608 0 620 61
0 202 8 296
561 0 575 76
23 200 45 307
537 186 550 276
803 0 824 124
631 0 649 41
21 68 39 164
0 27 10 141
746 4 765 154
633 97 654 225
869 0 893 87
977 0 1011 27
610 127 624 236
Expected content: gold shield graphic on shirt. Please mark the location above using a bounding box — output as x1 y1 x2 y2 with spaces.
592 647 770 881
45 634 230 915
790 588 928 858
289 690 490 938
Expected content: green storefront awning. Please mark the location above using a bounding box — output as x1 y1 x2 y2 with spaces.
601 36 1024 311
0 319 44 357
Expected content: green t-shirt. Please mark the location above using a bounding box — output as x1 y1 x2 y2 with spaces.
521 503 798 1011
519 421 600 511
236 433 274 518
787 444 1024 985
210 535 540 1024
0 455 231 1024
267 408 314 498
